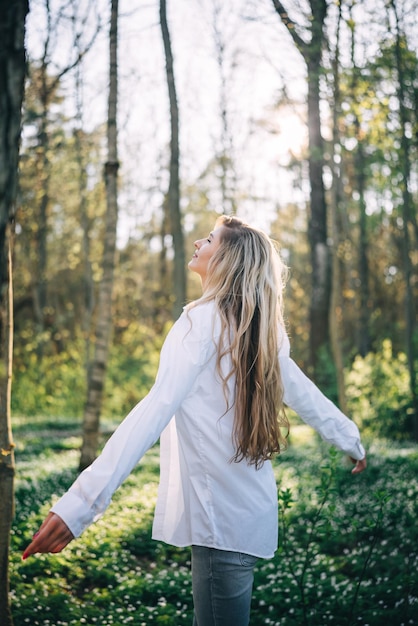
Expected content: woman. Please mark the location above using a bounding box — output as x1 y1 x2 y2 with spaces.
23 216 366 626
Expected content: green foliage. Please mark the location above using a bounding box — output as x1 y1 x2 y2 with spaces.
12 325 414 448
345 339 413 439
12 337 86 417
12 322 164 420
105 321 163 417
9 419 418 625
274 448 395 626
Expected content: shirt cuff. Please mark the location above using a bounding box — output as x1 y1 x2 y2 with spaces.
51 490 102 538
346 442 366 461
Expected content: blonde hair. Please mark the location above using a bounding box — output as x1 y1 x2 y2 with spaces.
192 215 289 468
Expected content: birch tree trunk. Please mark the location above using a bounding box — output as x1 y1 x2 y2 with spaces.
160 0 186 320
0 1 28 623
79 0 119 471
272 0 330 376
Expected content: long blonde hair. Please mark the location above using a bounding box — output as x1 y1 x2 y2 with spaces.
192 215 289 468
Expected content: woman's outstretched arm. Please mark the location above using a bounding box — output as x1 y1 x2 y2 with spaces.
279 332 366 465
22 304 214 557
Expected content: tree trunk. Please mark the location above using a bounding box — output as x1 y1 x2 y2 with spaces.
212 0 237 216
329 2 348 414
79 0 119 471
390 0 418 438
74 62 95 370
32 6 58 352
348 5 371 358
355 135 371 357
0 2 28 623
33 91 50 351
0 239 16 626
159 195 171 314
306 52 330 374
272 0 330 376
160 0 186 320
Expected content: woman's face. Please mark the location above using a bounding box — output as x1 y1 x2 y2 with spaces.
188 225 225 284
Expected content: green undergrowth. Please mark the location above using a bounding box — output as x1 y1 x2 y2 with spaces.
9 416 418 625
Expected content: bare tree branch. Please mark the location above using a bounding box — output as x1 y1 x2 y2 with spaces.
271 0 308 54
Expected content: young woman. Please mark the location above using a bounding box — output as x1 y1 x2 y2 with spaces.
23 216 366 626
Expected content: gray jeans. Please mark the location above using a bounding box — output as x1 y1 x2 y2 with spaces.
191 545 258 626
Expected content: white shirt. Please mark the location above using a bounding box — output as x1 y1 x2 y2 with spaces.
51 301 365 559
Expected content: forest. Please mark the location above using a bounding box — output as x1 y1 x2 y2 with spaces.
0 0 417 625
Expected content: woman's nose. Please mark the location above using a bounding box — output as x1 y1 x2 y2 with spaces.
194 239 200 249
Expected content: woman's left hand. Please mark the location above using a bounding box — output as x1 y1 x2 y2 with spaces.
350 454 367 475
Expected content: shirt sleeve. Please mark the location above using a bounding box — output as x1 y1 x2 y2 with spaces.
278 332 365 461
51 307 213 537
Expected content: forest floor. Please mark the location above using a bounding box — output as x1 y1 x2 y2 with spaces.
9 415 418 626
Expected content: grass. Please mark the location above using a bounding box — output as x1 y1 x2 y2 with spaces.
8 416 418 625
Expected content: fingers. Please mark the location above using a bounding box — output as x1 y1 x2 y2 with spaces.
351 455 367 475
22 512 74 560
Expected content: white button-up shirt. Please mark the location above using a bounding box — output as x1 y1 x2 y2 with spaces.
52 301 365 559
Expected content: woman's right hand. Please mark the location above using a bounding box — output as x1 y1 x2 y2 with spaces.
22 512 74 560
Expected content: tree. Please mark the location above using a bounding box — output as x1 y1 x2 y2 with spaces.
271 0 331 376
328 0 348 413
349 15 372 359
72 24 96 374
160 0 186 320
0 2 29 623
389 0 418 438
211 0 238 215
79 0 119 471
